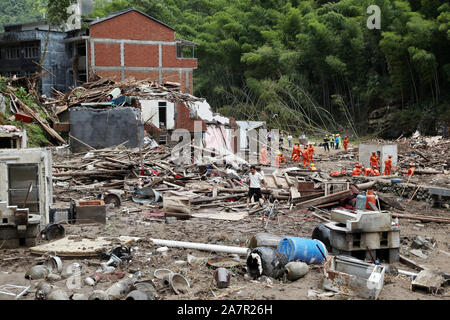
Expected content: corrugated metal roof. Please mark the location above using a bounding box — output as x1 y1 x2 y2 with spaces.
90 8 175 31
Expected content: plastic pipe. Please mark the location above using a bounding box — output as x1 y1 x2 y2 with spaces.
150 239 250 256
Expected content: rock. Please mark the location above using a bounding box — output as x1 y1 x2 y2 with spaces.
35 282 53 300
384 264 399 276
165 217 177 224
106 278 135 300
47 273 62 282
125 290 152 300
415 224 425 228
71 293 87 300
25 265 50 280
174 260 187 266
307 289 319 298
88 290 109 300
258 275 273 285
84 277 96 286
156 246 169 253
285 262 309 281
46 289 70 300
412 236 426 249
410 249 428 259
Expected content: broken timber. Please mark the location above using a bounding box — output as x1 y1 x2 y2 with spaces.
294 189 352 208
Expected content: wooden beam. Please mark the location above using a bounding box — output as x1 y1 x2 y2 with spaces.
394 213 450 224
295 190 352 208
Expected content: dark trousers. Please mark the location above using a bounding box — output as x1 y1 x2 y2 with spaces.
248 188 262 202
323 143 329 151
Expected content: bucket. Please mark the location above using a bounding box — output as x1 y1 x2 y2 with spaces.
355 193 367 210
277 237 328 264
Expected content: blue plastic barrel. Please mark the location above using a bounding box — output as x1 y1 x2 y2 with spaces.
277 237 328 264
355 193 367 210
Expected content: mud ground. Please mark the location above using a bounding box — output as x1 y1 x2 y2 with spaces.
0 143 448 300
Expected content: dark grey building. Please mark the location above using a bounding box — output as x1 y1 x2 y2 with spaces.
0 21 88 96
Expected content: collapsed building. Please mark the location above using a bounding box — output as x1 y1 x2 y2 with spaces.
0 8 197 96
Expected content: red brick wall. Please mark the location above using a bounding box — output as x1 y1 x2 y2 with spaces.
175 102 206 132
162 45 197 68
90 10 174 41
88 9 197 93
124 44 158 67
94 43 121 66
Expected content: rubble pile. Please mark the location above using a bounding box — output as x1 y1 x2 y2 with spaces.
47 76 205 115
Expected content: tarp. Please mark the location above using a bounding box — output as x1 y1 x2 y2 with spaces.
205 124 232 152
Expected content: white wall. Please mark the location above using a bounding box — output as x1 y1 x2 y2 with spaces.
140 99 175 130
358 144 398 172
0 148 52 225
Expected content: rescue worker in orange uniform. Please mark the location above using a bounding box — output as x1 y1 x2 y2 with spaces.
276 152 286 167
308 144 315 163
406 163 415 177
384 155 392 176
352 162 363 176
364 167 374 176
302 146 310 168
343 136 349 152
370 152 379 170
259 147 270 165
291 143 301 162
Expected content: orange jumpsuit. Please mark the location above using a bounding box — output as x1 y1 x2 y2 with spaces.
308 145 315 162
364 168 374 176
384 158 392 175
259 147 269 165
352 166 363 176
370 154 379 169
302 148 309 168
291 145 301 162
276 154 286 167
343 137 349 151
406 166 415 177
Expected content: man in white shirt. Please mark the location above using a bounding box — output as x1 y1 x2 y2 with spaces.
247 165 269 209
287 134 293 147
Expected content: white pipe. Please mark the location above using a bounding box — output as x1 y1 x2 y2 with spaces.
150 239 250 256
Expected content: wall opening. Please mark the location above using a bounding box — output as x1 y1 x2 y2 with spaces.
0 137 14 148
7 164 40 215
158 101 167 129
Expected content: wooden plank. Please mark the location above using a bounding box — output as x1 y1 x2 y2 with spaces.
394 213 450 224
295 190 352 208
290 187 301 201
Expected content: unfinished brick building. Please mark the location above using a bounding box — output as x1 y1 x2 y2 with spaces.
0 8 197 95
88 8 197 93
